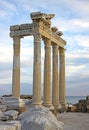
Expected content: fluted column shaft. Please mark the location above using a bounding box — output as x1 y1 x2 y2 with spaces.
59 48 66 106
33 34 42 105
43 38 52 106
12 36 20 97
52 44 59 107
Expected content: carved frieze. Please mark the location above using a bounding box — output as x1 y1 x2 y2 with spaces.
20 24 33 30
10 12 66 48
10 29 33 37
55 31 63 36
10 25 20 31
51 27 58 32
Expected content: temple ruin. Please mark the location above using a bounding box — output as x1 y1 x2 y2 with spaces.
10 12 66 109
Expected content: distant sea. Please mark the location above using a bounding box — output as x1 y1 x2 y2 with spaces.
66 96 86 104
0 84 86 104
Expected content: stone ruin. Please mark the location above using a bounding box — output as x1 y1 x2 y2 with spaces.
0 12 67 130
10 12 66 110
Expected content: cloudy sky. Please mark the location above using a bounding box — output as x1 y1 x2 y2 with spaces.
0 0 89 96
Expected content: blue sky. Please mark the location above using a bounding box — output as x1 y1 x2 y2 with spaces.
0 0 89 96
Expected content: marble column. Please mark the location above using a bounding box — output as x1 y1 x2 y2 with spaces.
33 33 42 106
59 47 66 108
12 36 20 97
43 38 52 107
52 44 60 107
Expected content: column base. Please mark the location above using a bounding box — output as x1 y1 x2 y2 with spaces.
43 102 52 106
43 102 54 110
53 103 62 109
32 102 42 106
60 102 67 112
52 101 60 106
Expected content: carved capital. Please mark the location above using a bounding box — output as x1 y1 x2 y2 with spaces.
43 38 51 48
59 47 65 55
13 37 20 56
13 36 20 45
34 33 41 42
53 44 58 55
14 44 20 56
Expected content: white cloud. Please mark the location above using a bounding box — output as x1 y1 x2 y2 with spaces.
66 53 89 60
76 36 89 47
0 0 17 11
60 0 89 20
0 46 13 63
66 64 86 76
0 0 17 19
52 18 89 33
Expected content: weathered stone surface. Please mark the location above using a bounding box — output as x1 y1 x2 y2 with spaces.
4 110 19 119
6 121 21 130
18 106 63 130
0 121 21 130
0 109 2 115
0 105 7 112
86 96 89 100
1 115 9 121
0 125 16 130
0 98 2 103
10 25 20 31
51 27 58 32
20 95 32 99
20 24 33 30
56 31 63 36
2 97 25 110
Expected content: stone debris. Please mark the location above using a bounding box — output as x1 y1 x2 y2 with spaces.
1 115 9 121
0 109 2 115
18 106 64 130
6 121 21 130
0 121 21 130
0 105 7 112
4 110 19 120
66 95 89 113
1 97 26 111
0 96 64 130
0 125 16 130
1 110 19 121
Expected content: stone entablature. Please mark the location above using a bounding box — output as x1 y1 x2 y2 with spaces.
10 12 66 48
10 12 66 110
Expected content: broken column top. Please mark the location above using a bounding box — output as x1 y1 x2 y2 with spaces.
30 11 55 21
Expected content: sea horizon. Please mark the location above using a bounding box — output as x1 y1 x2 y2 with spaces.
0 83 87 104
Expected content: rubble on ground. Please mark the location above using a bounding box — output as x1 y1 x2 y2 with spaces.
66 95 89 113
0 96 64 130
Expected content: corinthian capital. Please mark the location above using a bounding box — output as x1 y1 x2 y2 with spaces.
34 33 41 42
53 44 58 55
13 36 20 45
59 47 65 55
13 36 20 56
43 38 51 48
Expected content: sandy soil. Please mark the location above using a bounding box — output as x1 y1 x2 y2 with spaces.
58 112 89 130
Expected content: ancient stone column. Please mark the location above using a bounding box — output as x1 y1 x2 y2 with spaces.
33 33 42 106
59 47 66 109
52 44 60 108
12 36 20 97
43 38 52 107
